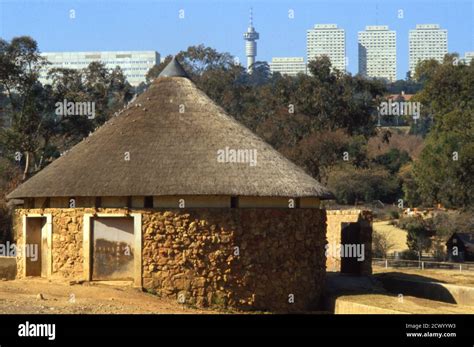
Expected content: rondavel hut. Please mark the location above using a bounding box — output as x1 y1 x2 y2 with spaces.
7 57 333 312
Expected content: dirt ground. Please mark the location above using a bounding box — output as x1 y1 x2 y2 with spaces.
0 278 226 314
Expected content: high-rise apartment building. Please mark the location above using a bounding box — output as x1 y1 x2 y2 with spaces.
409 24 447 77
358 26 397 82
307 24 346 71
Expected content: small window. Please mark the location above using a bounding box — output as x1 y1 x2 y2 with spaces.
95 197 102 208
144 196 153 208
231 196 239 208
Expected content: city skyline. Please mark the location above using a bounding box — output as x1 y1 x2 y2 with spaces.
1 0 473 80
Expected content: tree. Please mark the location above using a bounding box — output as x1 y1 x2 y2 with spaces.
0 36 50 179
412 57 474 207
0 36 134 180
327 164 400 204
373 148 411 174
47 62 133 147
372 230 396 258
399 217 432 259
398 163 422 207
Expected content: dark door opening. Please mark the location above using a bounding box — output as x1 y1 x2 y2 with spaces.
340 222 362 275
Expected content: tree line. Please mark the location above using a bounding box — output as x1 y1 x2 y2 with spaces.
1 38 473 212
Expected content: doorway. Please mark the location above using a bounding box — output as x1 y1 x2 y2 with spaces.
24 217 49 277
340 222 362 275
91 217 135 281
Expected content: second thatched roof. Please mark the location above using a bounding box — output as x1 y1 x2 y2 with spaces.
8 59 333 200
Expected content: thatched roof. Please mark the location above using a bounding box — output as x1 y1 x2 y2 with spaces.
7 59 333 200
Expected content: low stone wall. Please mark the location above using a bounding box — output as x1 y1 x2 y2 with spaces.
326 210 373 275
13 207 327 312
328 297 406 314
378 277 474 307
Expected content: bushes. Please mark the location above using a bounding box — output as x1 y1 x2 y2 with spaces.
399 249 419 260
372 230 396 258
373 148 411 174
389 210 400 219
327 164 400 205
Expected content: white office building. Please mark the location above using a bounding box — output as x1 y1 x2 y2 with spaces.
307 24 346 72
409 24 448 77
358 26 397 82
39 51 160 86
270 57 307 76
460 52 474 65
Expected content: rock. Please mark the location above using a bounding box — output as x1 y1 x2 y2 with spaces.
36 293 45 300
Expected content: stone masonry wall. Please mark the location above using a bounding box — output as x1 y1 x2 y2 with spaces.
13 207 327 312
142 209 327 312
326 209 372 276
14 208 125 280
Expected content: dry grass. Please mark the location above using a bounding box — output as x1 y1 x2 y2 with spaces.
373 220 408 253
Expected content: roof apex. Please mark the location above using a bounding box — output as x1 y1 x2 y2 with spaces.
158 56 189 78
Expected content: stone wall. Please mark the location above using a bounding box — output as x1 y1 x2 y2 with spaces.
142 209 326 312
14 208 92 280
326 210 372 275
0 256 17 280
13 207 327 312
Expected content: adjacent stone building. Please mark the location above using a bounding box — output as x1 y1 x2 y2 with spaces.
7 58 334 312
326 210 373 276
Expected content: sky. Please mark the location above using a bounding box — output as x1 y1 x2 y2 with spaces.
0 0 473 80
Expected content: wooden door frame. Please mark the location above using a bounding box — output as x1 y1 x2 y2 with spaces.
83 213 142 287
